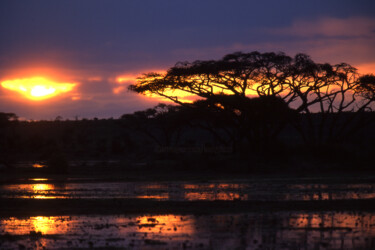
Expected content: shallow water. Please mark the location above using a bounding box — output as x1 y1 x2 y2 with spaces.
1 211 374 249
1 179 375 201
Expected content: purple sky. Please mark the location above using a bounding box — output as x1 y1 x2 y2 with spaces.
1 0 375 120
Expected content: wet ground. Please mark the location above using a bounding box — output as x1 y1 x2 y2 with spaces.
1 176 375 249
1 212 375 249
1 178 375 201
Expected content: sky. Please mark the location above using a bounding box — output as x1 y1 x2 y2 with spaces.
1 0 375 120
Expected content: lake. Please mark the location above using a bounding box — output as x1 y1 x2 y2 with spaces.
1 177 375 249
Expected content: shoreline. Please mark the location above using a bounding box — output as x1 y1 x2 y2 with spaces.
2 198 375 217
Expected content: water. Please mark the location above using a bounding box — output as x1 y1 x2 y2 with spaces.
1 212 374 249
1 178 375 201
1 178 375 249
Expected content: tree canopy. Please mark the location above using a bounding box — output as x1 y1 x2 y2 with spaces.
130 51 375 146
130 51 374 112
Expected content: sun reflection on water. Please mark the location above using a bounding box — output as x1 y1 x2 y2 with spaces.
136 194 169 200
135 215 196 235
0 212 374 249
288 212 375 229
3 183 60 199
32 184 53 191
184 192 243 201
183 183 246 201
32 163 46 168
29 178 49 181
2 216 70 235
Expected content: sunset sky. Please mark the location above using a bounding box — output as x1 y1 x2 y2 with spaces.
1 0 374 120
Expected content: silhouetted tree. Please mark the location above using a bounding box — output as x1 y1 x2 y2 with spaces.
0 112 18 164
183 99 237 147
357 74 375 100
129 51 375 147
185 95 294 151
0 112 18 127
121 104 187 147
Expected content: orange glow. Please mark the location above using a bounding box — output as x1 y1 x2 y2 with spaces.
116 75 138 83
112 86 126 94
116 71 260 103
32 184 53 191
287 212 373 229
29 178 49 181
1 77 76 100
3 183 59 199
2 216 70 235
183 183 246 201
356 63 375 75
71 96 81 100
136 194 169 200
32 163 46 168
184 192 243 201
135 215 195 235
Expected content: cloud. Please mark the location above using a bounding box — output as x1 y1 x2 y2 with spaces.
356 62 375 75
271 17 375 38
2 2 375 120
173 17 375 74
265 17 375 66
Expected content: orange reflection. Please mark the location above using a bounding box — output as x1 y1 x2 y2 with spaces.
29 178 49 181
184 192 243 201
4 183 58 199
288 212 374 229
136 215 195 235
136 194 169 200
32 163 46 168
32 184 54 191
32 216 69 234
2 216 70 235
1 77 76 100
31 183 56 199
183 183 245 201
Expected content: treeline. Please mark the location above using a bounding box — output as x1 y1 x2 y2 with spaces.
0 106 374 171
1 51 375 172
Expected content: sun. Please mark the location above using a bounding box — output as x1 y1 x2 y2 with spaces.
1 77 76 100
30 85 56 97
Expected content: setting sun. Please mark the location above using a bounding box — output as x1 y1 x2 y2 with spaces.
1 77 76 100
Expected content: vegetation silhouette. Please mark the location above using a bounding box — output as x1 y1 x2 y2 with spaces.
1 51 375 175
120 104 187 147
130 51 375 158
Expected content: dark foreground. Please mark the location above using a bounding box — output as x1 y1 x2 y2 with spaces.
1 174 375 249
2 198 375 217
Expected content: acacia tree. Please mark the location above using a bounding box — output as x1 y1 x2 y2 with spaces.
129 52 375 147
183 95 294 151
121 104 186 147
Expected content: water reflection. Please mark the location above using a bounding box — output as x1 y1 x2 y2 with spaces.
185 192 243 201
183 183 245 201
0 212 374 249
32 163 45 168
136 194 169 200
132 215 194 235
29 178 49 182
2 183 66 199
1 180 375 201
2 216 70 235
